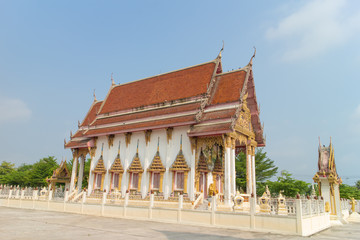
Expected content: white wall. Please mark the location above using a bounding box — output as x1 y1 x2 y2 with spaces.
89 126 194 198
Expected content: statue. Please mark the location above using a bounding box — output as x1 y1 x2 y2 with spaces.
350 198 357 213
208 183 217 197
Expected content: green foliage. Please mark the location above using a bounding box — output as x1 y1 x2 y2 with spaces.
82 158 91 189
235 148 278 193
356 180 360 190
339 184 360 199
263 170 311 197
0 157 59 187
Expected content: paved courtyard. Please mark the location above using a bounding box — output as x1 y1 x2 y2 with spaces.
0 207 359 240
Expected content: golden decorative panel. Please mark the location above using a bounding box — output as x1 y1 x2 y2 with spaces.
125 132 132 147
145 130 152 146
107 134 115 149
166 127 173 143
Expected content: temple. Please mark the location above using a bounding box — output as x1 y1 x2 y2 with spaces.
64 49 265 206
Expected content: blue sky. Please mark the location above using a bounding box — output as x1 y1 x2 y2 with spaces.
1 0 360 185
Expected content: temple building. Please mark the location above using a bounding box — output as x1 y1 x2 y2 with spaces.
64 49 265 206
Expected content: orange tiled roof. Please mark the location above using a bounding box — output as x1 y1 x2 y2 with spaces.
210 71 246 105
98 62 216 115
65 57 265 148
93 102 201 127
81 101 103 127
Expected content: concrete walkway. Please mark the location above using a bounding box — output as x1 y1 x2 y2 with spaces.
0 207 359 240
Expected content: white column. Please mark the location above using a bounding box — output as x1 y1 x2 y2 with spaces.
190 148 196 201
251 154 256 199
224 147 231 206
164 134 172 199
70 156 78 192
142 137 150 198
246 153 252 195
122 138 130 196
231 147 236 196
77 155 85 193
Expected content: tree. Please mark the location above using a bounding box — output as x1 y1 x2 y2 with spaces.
339 184 360 199
356 180 360 190
4 164 32 186
264 170 310 197
0 161 15 184
236 148 278 193
28 156 59 187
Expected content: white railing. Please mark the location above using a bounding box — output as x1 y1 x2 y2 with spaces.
192 192 204 209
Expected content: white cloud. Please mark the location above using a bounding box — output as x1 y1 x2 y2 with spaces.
266 0 360 61
0 96 31 124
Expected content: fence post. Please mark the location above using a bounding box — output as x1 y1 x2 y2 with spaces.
250 194 256 229
7 188 13 207
124 190 129 217
64 188 69 212
48 189 53 201
149 193 154 219
308 198 312 217
20 188 25 199
211 195 216 225
177 194 183 223
15 188 20 199
295 197 303 235
81 190 87 214
101 190 107 216
32 188 38 209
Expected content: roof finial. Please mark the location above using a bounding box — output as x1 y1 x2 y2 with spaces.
218 40 224 58
93 89 97 102
136 139 139 154
330 136 332 146
118 140 121 155
249 46 256 65
318 136 321 148
180 134 183 151
111 73 115 86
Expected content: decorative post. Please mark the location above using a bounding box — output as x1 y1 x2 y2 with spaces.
295 195 303 235
77 154 85 193
224 136 232 206
70 150 79 193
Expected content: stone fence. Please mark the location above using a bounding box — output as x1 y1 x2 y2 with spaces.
0 185 337 236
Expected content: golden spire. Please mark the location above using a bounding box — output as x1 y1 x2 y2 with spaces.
118 140 121 155
136 139 139 154
180 134 183 151
157 137 160 152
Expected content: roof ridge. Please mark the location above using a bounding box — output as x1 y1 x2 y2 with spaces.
215 65 249 76
111 60 217 89
79 100 103 127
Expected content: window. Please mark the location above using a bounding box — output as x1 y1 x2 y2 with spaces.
96 174 102 189
175 172 184 190
131 173 139 189
152 172 160 189
113 173 119 189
